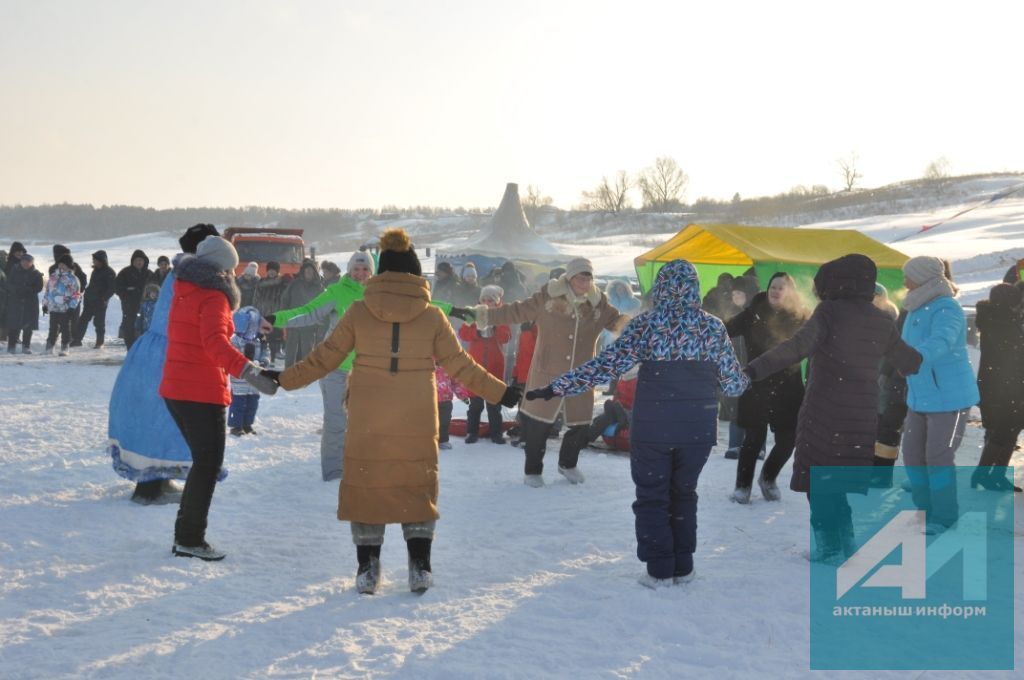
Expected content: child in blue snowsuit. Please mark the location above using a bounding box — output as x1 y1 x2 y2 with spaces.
527 260 749 587
229 306 269 436
134 283 161 337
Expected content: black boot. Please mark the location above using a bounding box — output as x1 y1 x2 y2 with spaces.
356 545 382 595
869 442 898 488
131 479 164 505
407 537 433 593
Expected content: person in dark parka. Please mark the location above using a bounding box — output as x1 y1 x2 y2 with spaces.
115 249 152 349
6 253 44 353
5 241 25 276
746 254 922 562
527 260 750 587
280 258 324 366
725 272 810 502
973 283 1024 492
72 250 117 348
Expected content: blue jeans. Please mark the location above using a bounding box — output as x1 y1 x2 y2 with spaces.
228 393 259 429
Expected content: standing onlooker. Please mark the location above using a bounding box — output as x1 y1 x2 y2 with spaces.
498 260 528 303
459 285 511 444
280 259 324 367
436 365 469 450
973 283 1024 492
455 263 481 307
152 255 172 287
236 262 260 308
115 249 152 350
276 228 519 594
134 283 161 337
474 258 628 486
72 250 116 348
228 306 269 436
5 242 25 276
872 282 906 486
526 260 750 587
899 256 979 534
0 250 8 343
43 254 82 355
747 255 922 562
6 253 43 354
725 272 809 503
320 261 342 286
160 236 278 560
701 273 736 320
431 261 460 303
253 261 288 363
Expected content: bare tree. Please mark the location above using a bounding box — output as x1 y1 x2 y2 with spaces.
637 156 689 212
522 184 553 226
923 156 951 180
579 171 632 213
837 152 862 192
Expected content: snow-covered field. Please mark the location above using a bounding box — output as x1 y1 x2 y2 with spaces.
2 179 1023 678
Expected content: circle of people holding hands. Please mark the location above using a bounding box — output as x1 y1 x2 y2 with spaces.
9 220 1019 594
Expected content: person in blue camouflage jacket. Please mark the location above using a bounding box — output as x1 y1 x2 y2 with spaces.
528 259 749 588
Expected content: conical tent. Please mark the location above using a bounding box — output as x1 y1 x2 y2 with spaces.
439 183 566 272
634 223 910 299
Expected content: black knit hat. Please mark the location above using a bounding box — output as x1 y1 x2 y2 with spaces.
53 244 70 260
376 228 421 276
179 224 219 254
57 253 74 269
157 255 170 265
10 241 25 255
92 250 108 265
814 254 876 301
266 260 281 272
989 282 1023 309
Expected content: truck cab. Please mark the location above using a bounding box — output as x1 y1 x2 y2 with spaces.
223 227 306 278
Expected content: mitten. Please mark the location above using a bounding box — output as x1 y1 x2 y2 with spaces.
241 362 279 395
525 386 556 401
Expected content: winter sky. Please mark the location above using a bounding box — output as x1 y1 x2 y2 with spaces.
1 0 1021 210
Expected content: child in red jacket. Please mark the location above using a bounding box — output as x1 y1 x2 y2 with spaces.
458 285 511 443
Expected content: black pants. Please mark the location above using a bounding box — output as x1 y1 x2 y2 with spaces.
46 311 73 349
438 400 453 443
588 400 630 442
985 426 1022 456
467 396 503 439
165 399 226 547
7 328 32 352
120 306 140 350
74 302 107 345
736 424 796 489
520 413 589 475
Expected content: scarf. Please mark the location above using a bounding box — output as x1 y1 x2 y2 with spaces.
903 277 957 311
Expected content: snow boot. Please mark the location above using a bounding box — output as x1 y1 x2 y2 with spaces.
439 442 453 450
490 434 506 445
356 545 382 595
59 345 69 357
524 474 545 488
172 542 226 561
465 433 479 444
757 474 781 501
131 479 165 505
729 487 751 504
43 344 54 355
243 425 257 435
673 569 697 585
230 427 244 437
406 538 433 594
558 465 585 484
637 572 674 589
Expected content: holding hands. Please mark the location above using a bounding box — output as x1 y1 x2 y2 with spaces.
525 385 556 401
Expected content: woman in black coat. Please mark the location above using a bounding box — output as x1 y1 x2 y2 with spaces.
726 273 809 503
746 255 922 562
6 253 44 354
973 283 1024 492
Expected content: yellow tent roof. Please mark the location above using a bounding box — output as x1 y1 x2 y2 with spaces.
635 223 909 269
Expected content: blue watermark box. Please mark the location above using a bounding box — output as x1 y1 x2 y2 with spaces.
809 466 1014 670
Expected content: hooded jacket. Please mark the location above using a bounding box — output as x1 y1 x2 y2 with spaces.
280 260 324 311
83 250 116 306
279 271 506 524
160 255 248 406
115 249 152 314
5 259 44 331
976 296 1024 431
747 254 923 492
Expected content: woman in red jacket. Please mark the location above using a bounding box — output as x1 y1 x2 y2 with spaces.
458 285 512 444
160 236 278 561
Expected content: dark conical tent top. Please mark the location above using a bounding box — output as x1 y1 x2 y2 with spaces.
441 183 566 264
634 223 911 299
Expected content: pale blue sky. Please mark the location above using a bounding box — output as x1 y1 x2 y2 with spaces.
1 0 1021 209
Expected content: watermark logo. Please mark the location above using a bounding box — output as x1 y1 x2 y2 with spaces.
809 467 1014 670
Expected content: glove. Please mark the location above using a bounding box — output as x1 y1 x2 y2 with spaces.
261 369 282 385
260 317 275 334
525 386 556 401
500 385 523 407
449 307 475 322
241 362 279 395
41 305 48 315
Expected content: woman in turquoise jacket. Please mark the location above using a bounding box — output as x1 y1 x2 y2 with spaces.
899 256 979 534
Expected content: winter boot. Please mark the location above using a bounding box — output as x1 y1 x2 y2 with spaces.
558 465 585 484
439 441 453 450
172 541 226 561
673 568 697 585
869 442 898 488
524 474 545 488
465 433 479 444
93 331 104 349
21 344 32 354
43 344 54 355
729 487 751 504
356 545 382 595
243 425 257 435
406 538 433 593
230 427 244 437
807 525 843 565
490 433 506 445
131 479 165 505
59 344 69 357
638 572 674 589
757 474 781 501
970 441 1020 491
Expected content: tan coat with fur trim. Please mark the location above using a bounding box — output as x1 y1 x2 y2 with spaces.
280 272 506 524
475 275 627 425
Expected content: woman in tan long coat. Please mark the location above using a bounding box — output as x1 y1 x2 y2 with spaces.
277 229 520 595
474 257 628 487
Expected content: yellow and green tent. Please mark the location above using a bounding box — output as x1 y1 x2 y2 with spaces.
634 223 910 299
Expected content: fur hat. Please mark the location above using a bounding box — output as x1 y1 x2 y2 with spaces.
565 257 593 279
902 256 945 286
157 255 170 266
376 228 421 276
480 284 504 302
196 236 239 272
179 224 219 254
53 244 70 260
56 253 74 270
92 250 108 265
347 251 374 275
243 261 258 277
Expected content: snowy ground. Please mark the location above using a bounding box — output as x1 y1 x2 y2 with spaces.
2 180 1024 677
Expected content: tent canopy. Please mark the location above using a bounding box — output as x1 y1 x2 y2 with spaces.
439 183 567 268
634 223 910 299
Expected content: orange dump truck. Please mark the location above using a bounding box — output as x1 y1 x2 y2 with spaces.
223 227 307 278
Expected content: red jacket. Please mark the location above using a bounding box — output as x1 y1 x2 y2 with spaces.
513 323 537 385
160 278 249 406
458 321 511 386
614 376 637 411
